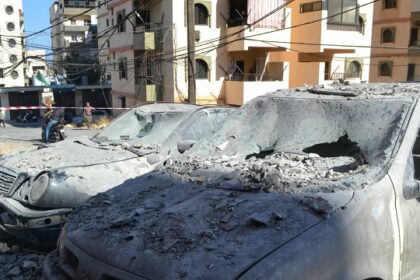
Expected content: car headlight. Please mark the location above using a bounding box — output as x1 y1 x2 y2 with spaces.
30 173 50 202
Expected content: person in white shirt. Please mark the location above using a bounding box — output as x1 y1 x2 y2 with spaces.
0 109 5 127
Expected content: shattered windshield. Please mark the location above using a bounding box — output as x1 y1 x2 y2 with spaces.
168 95 414 193
95 104 196 146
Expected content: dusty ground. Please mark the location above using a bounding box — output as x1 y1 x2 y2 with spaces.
0 139 38 156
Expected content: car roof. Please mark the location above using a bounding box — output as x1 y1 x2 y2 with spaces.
263 83 420 101
134 103 201 113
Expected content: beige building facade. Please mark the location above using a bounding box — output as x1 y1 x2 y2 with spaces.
370 0 420 82
99 0 375 107
50 0 98 81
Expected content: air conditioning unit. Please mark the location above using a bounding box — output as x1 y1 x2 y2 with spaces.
195 30 200 42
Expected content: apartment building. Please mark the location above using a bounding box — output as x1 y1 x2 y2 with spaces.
0 0 25 88
50 0 98 83
369 0 420 82
25 49 48 85
99 0 374 107
0 0 26 119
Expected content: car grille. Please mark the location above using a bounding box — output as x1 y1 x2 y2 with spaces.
0 168 17 194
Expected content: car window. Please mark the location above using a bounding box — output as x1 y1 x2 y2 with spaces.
179 111 214 141
95 109 144 141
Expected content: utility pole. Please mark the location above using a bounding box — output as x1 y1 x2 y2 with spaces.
186 0 196 104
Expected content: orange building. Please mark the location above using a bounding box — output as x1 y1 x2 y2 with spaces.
370 0 420 82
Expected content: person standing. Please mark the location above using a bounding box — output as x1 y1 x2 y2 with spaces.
0 108 5 127
84 102 94 128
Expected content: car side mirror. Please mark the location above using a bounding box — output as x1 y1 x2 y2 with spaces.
177 140 197 154
403 179 420 200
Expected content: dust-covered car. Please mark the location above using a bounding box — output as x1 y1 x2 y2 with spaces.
44 83 420 280
0 103 234 248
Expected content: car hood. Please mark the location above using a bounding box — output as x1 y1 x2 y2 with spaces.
65 171 352 279
0 137 139 175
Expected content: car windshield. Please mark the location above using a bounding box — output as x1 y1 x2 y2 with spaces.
94 104 197 145
169 94 415 194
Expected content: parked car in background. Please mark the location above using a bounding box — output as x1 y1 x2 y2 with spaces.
0 103 234 248
72 109 110 127
43 84 420 280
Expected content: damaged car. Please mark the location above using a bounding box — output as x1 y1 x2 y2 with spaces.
0 103 233 248
44 83 420 279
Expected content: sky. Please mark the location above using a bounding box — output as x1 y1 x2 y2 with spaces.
22 0 53 50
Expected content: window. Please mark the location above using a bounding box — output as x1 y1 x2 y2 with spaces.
71 35 77 42
71 19 76 25
118 57 127 79
382 28 395 43
328 0 358 25
196 59 209 79
0 69 3 78
5 6 14 15
11 71 18 79
7 22 15 31
300 1 323 13
117 10 126 32
106 18 109 27
0 35 2 46
195 4 209 25
379 61 393 76
136 10 150 26
8 39 16 47
107 40 110 48
383 0 397 9
84 19 91 26
358 16 365 34
346 61 362 79
9 55 17 63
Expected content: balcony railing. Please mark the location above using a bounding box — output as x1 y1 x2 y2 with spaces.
409 40 420 47
226 73 283 81
64 1 96 8
325 72 362 80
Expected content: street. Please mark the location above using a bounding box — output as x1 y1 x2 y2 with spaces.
0 121 98 155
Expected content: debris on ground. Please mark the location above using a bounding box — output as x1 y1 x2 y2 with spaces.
0 243 45 280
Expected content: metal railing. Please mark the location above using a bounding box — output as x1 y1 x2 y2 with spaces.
409 40 420 47
325 72 362 80
64 1 96 8
226 73 283 81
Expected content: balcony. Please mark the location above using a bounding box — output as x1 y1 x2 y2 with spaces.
133 24 162 50
63 25 90 32
225 71 288 106
325 72 362 81
225 11 291 52
413 0 420 12
64 1 96 8
135 76 162 102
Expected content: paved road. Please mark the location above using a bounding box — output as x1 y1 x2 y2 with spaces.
0 121 97 142
0 121 99 156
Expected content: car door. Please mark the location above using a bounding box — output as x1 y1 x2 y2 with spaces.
388 101 420 279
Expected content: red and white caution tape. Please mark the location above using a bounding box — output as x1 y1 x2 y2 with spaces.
0 106 129 111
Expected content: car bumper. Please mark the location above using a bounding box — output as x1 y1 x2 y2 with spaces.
0 197 72 248
43 250 71 280
57 238 146 280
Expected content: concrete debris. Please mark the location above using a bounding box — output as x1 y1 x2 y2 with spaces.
167 151 367 194
0 243 44 280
